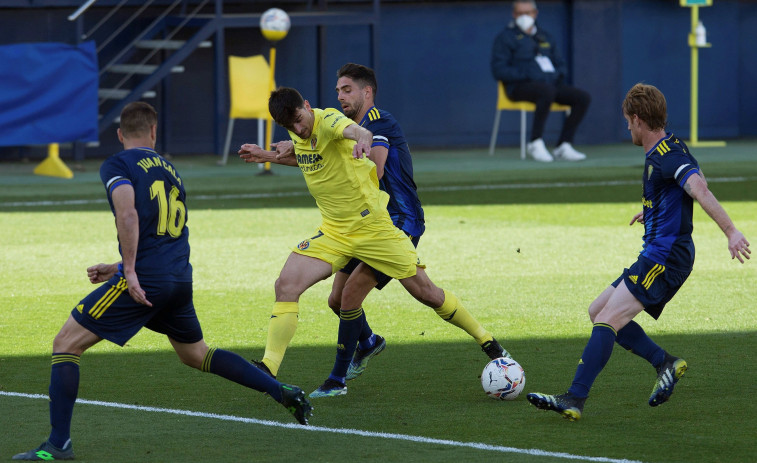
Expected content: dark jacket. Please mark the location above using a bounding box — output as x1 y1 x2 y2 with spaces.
491 22 567 85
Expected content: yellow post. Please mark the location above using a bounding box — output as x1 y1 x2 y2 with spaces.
689 5 700 144
33 143 74 179
681 0 725 147
261 45 277 174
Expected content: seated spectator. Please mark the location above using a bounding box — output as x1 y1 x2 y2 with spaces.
491 0 591 162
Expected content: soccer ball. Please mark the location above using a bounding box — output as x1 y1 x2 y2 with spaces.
260 8 291 41
481 357 525 400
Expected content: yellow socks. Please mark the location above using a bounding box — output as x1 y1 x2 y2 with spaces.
262 301 299 376
434 289 493 345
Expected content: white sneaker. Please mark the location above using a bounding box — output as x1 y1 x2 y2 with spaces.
526 138 553 162
553 142 587 161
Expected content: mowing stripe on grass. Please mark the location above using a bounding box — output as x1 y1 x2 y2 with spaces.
1 391 643 463
0 176 749 208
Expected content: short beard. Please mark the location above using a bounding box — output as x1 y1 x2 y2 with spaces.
343 106 357 119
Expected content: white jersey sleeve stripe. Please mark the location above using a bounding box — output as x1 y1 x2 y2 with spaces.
106 176 125 189
674 164 690 180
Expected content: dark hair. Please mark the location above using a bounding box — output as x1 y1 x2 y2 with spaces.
622 83 667 131
337 63 378 96
513 0 537 11
120 102 157 138
268 87 305 129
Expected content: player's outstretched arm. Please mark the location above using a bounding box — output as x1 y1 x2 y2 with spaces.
684 173 751 263
87 262 120 284
239 143 298 166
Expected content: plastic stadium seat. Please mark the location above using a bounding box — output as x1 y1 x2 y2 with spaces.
488 82 570 159
220 55 273 165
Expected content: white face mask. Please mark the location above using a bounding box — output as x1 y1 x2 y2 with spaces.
515 14 535 33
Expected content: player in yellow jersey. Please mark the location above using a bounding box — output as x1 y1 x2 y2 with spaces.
239 87 510 397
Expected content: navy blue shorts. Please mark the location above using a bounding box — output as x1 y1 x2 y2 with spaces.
612 255 690 320
339 234 421 290
71 276 203 346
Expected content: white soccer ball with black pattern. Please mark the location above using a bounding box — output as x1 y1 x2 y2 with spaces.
481 357 525 400
260 8 291 41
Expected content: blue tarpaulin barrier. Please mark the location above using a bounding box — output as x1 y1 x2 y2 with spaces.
0 41 98 146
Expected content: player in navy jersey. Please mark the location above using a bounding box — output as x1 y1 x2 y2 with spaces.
527 83 750 421
13 103 311 461
310 63 434 396
325 64 425 383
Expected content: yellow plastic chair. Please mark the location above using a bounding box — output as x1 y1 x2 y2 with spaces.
488 82 570 159
220 55 273 165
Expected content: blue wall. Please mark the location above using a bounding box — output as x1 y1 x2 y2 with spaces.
369 0 755 149
618 1 742 140
738 2 757 137
1 0 755 157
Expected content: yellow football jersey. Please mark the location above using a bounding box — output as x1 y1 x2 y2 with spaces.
288 108 390 233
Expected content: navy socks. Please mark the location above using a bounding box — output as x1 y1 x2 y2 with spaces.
202 347 282 401
568 324 617 398
330 307 366 384
615 320 666 368
48 354 80 448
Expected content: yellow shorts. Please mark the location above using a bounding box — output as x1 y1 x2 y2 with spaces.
292 215 423 279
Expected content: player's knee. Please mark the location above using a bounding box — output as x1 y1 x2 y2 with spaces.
588 298 607 322
428 294 445 308
274 276 285 296
400 267 434 308
179 354 197 369
412 287 441 307
588 304 599 323
327 292 341 315
327 301 341 316
274 276 300 300
52 329 89 356
178 350 204 370
173 341 208 370
52 333 78 355
404 277 443 307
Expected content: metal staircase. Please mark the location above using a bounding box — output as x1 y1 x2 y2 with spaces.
70 0 217 139
67 0 381 157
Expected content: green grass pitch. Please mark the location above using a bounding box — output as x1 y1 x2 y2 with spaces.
1 143 756 462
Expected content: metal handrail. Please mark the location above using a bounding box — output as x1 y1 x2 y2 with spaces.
96 0 159 53
82 0 130 42
67 0 97 21
98 0 182 74
98 0 210 105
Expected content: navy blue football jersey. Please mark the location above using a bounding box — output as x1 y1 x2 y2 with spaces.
360 106 425 238
640 133 700 272
99 147 192 281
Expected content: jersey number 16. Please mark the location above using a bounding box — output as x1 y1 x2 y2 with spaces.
149 180 186 238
